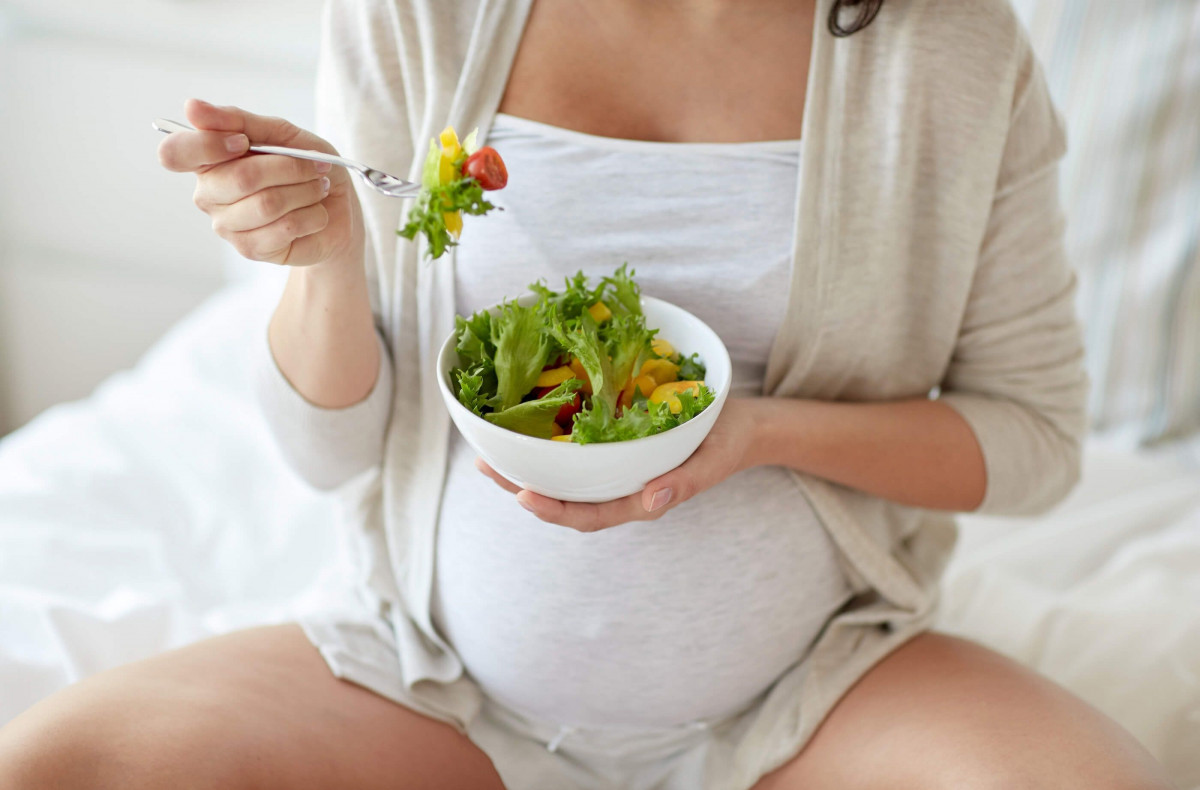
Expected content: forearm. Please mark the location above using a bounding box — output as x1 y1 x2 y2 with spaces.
750 397 987 512
268 245 380 409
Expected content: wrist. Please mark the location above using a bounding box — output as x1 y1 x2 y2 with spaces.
733 397 785 471
746 397 819 472
290 236 366 300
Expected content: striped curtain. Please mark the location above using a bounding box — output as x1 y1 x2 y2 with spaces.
1009 0 1200 446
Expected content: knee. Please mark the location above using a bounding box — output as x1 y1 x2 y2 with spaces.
929 739 1175 790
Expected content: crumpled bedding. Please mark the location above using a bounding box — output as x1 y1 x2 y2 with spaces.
0 275 1196 787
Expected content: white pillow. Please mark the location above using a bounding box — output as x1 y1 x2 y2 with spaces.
1010 0 1200 447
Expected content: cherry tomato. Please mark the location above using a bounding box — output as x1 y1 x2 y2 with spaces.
463 147 508 190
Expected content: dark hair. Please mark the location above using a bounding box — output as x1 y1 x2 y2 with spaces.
828 0 884 36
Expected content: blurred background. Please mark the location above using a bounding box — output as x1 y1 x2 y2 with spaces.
0 0 323 435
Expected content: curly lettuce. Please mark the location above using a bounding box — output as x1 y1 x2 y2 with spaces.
448 264 715 442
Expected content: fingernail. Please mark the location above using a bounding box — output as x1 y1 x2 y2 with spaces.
314 161 332 173
320 177 330 194
518 499 536 513
225 134 248 153
649 488 673 512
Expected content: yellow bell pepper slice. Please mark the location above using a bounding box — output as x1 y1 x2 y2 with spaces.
568 357 593 395
586 301 612 323
640 358 680 386
536 366 575 388
443 210 463 238
551 433 573 442
619 378 636 410
439 126 462 163
635 374 657 398
649 380 704 415
438 154 457 187
651 338 676 359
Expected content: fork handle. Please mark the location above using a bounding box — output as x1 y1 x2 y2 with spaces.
243 144 360 170
152 118 363 172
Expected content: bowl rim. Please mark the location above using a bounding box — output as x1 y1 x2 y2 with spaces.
436 294 732 451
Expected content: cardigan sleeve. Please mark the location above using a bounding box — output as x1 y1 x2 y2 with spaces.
939 38 1089 517
253 328 394 491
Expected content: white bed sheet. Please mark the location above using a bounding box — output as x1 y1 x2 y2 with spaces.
0 276 1197 787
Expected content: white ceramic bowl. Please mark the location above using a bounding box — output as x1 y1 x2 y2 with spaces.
436 294 731 502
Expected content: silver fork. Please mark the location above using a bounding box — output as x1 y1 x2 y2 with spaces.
152 118 422 199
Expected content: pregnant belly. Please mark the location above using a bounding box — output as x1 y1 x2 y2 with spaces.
432 435 852 729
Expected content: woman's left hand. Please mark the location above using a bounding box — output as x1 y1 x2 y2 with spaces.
475 398 760 532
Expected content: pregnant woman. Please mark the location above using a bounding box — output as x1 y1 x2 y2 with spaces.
0 0 1176 788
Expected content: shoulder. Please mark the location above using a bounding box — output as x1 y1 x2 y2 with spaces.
323 0 483 53
866 0 1033 104
850 0 1049 145
890 0 1028 61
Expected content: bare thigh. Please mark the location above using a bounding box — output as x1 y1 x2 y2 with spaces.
753 632 1176 790
0 624 505 790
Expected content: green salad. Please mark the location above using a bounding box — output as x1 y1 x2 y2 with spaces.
398 126 508 260
451 265 716 444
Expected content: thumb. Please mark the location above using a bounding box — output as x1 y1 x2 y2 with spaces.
184 98 335 154
641 436 731 514
641 457 701 514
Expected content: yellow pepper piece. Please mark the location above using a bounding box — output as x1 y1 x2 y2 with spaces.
619 378 636 410
568 357 593 395
536 366 575 388
587 301 612 323
635 374 657 398
649 380 704 415
443 210 463 238
551 433 573 442
639 358 680 386
550 422 566 437
651 338 675 359
438 153 457 187
439 126 462 163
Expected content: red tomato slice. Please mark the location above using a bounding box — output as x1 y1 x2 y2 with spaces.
555 393 582 426
535 387 582 426
463 147 508 190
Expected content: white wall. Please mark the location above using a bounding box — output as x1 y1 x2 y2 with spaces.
0 0 325 434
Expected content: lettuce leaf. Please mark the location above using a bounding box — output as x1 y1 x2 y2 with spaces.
603 313 654 394
455 311 494 368
461 128 480 156
420 138 440 190
570 385 715 444
546 310 616 413
571 399 647 444
601 263 642 317
663 386 715 426
676 352 707 381
485 379 580 438
491 300 553 411
398 177 496 260
454 365 493 416
531 271 604 326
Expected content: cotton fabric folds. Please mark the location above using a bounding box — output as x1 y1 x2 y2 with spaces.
254 0 1088 786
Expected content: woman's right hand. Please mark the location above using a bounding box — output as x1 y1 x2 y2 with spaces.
158 98 361 268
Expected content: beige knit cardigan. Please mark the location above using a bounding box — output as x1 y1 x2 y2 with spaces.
296 0 1087 782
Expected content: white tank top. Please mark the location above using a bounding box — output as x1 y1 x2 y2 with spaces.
433 113 852 729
